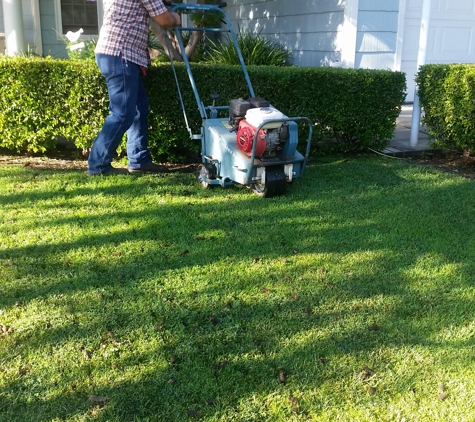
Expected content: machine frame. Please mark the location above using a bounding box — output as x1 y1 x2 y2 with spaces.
165 1 312 197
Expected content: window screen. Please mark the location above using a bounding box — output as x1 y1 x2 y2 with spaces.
61 0 98 35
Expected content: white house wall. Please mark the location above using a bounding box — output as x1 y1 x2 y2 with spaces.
355 0 399 70
223 0 346 66
0 0 36 52
402 0 475 101
5 0 475 105
39 0 67 58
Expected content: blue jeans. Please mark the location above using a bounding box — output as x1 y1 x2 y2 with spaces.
88 54 152 174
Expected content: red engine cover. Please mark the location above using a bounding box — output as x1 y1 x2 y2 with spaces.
236 120 266 156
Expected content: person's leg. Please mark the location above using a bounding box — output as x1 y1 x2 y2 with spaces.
126 77 168 173
88 54 139 175
126 75 152 169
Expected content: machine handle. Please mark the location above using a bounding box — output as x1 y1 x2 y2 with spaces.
163 0 226 7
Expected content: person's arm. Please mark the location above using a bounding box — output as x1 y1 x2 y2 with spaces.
152 11 181 28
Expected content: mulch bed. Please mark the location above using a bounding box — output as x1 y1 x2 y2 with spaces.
410 151 475 180
0 154 196 173
3 150 475 179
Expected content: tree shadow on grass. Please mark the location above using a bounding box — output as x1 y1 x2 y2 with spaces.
3 267 474 420
2 158 475 420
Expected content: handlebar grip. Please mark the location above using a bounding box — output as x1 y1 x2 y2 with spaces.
218 2 227 7
162 0 172 6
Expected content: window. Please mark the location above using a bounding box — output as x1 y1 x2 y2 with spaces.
56 0 103 36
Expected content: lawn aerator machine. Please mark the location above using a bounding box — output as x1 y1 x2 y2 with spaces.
164 1 312 197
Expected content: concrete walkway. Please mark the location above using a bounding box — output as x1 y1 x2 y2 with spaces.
382 104 433 157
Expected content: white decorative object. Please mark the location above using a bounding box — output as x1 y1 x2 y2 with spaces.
65 28 84 43
69 42 85 51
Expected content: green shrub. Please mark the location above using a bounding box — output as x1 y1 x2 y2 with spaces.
247 66 406 153
0 57 107 154
416 64 475 152
66 39 97 61
204 30 292 66
144 64 407 158
0 57 406 161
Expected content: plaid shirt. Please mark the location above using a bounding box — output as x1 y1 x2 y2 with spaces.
95 0 167 67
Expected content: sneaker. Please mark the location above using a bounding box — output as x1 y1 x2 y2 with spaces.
88 167 129 176
127 162 169 173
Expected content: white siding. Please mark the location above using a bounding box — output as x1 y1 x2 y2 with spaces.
355 0 399 70
402 0 475 101
39 0 67 58
223 0 346 66
22 0 35 49
224 0 402 69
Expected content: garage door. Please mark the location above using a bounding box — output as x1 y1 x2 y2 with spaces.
401 0 475 102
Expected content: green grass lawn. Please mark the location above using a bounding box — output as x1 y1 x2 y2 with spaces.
1 155 475 421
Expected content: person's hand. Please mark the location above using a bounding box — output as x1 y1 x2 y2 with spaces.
171 12 181 26
153 11 180 28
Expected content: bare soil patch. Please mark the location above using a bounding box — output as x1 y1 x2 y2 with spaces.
0 153 196 173
2 150 475 179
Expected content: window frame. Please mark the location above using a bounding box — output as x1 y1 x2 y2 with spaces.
54 0 103 40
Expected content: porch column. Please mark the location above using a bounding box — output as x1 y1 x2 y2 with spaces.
2 0 26 55
410 0 432 146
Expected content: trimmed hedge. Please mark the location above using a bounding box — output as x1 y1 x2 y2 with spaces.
0 57 406 162
0 58 107 154
416 64 475 152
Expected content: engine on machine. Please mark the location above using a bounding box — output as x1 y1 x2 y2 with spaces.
229 97 290 159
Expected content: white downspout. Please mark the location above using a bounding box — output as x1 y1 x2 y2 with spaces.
2 0 26 55
410 0 432 146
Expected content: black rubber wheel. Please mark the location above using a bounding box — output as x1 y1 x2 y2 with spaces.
196 163 216 189
251 167 287 198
